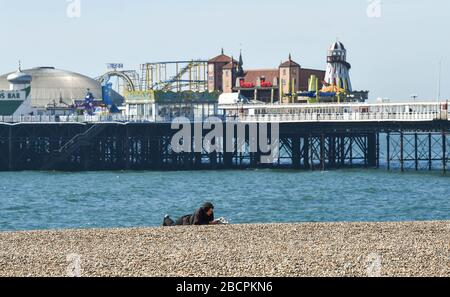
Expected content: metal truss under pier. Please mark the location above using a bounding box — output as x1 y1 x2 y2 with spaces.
0 121 449 172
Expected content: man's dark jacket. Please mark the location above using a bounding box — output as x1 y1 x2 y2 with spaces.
175 207 214 226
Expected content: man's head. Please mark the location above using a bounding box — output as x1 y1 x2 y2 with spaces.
202 202 214 216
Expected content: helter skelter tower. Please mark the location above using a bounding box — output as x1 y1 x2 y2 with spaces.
324 41 352 92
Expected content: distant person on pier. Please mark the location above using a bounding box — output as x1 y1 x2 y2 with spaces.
163 202 218 226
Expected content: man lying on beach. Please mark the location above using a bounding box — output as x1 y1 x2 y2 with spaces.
163 202 221 226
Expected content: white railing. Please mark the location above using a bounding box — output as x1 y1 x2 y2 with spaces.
0 114 217 124
233 112 443 123
1 102 448 124
222 102 449 123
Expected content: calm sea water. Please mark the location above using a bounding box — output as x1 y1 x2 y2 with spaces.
0 169 449 232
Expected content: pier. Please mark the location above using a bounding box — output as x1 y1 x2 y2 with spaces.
0 102 449 172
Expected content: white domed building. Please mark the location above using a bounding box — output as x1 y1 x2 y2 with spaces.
0 67 123 115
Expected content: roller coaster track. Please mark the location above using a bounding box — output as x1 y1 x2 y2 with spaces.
141 60 205 91
160 61 197 91
97 71 139 92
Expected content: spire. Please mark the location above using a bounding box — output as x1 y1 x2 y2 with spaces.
221 48 224 55
18 60 22 72
289 53 292 61
237 50 244 77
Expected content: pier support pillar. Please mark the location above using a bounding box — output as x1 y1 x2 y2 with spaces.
310 136 315 171
292 137 301 169
194 152 202 169
367 133 377 167
428 133 432 171
415 133 419 171
400 132 404 172
443 131 447 174
320 134 325 171
8 126 14 171
328 136 336 168
376 133 380 169
209 152 218 168
124 126 130 170
387 133 391 170
349 137 353 166
223 124 234 169
303 136 310 169
339 136 345 167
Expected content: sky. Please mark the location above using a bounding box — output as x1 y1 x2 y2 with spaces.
0 0 449 101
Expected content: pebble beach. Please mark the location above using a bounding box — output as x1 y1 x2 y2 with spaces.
0 222 449 277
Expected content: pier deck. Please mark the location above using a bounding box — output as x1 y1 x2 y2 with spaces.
0 102 449 172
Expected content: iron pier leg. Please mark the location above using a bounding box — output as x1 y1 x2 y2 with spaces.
310 136 314 171
292 137 301 169
387 133 391 170
328 136 336 169
223 126 233 169
367 133 377 167
320 134 325 171
210 151 218 169
194 151 202 169
340 136 345 167
400 131 404 172
124 126 130 170
376 133 380 169
415 133 419 171
428 133 432 171
443 131 447 174
349 136 353 166
303 136 310 169
8 126 13 171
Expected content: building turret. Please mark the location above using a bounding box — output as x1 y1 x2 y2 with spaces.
324 41 352 91
222 56 238 93
207 49 235 92
279 54 301 100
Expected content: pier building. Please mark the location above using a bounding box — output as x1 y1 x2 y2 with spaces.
0 67 123 115
208 50 325 103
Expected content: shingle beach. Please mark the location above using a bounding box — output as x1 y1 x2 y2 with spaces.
0 222 449 277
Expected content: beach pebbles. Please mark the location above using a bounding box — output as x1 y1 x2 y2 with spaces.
0 222 449 277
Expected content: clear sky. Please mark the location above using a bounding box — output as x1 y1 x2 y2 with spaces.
0 0 449 101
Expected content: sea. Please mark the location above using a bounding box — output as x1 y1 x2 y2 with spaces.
0 169 449 232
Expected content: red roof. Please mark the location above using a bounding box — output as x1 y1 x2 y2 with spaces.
243 69 279 84
208 54 236 63
239 68 325 91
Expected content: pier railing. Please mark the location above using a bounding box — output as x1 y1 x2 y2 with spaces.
0 102 448 124
223 102 449 123
229 110 443 123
